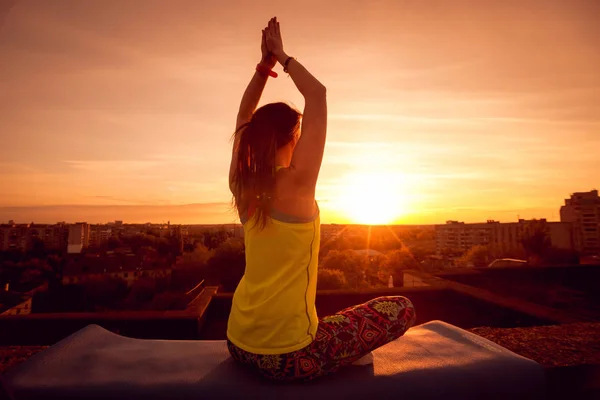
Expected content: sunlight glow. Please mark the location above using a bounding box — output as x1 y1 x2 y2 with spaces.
334 171 411 225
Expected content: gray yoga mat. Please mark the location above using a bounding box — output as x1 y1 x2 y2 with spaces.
1 320 546 399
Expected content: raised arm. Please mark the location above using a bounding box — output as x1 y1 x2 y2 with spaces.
266 18 327 192
229 28 276 192
236 29 274 129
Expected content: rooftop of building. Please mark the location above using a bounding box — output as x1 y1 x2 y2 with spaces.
571 189 599 197
438 218 571 227
0 223 66 229
0 291 29 314
1 265 599 397
2 321 598 374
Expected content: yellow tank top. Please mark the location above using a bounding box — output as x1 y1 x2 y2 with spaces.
227 200 320 355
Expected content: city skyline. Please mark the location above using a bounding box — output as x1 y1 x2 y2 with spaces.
1 1 599 225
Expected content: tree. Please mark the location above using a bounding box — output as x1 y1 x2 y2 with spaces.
123 234 149 254
386 248 419 270
521 230 551 261
106 237 123 251
440 247 463 259
181 244 213 264
172 245 213 292
124 277 157 309
156 238 173 257
364 253 390 287
384 248 419 284
0 261 20 288
2 249 24 263
457 245 491 268
202 229 231 250
317 269 348 290
33 283 90 313
542 247 579 266
408 245 430 263
29 237 47 259
183 242 196 253
47 255 66 284
82 277 128 311
415 229 435 242
486 243 527 261
320 250 367 289
19 268 43 285
207 238 246 292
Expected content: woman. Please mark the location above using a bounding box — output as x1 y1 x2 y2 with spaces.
227 17 416 381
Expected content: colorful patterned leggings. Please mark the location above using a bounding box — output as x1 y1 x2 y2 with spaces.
227 295 416 381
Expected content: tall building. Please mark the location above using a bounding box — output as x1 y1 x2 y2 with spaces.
560 190 600 255
0 223 30 251
435 221 494 254
89 225 112 248
0 223 68 252
28 223 68 251
435 219 574 255
67 223 90 254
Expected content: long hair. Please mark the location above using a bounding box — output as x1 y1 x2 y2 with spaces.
232 102 302 229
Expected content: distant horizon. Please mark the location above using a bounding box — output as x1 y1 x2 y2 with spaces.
0 200 570 226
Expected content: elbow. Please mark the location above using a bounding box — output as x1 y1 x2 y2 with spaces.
305 84 327 100
317 84 327 97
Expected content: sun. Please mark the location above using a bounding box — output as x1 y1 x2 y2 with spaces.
335 172 410 225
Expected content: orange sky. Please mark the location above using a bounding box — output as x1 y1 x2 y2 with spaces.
1 0 599 225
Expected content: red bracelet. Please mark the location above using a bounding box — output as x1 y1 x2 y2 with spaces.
256 64 278 78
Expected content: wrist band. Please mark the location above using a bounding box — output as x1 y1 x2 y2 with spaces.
283 57 295 73
256 64 278 78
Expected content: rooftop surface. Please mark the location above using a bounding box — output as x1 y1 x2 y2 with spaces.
1 266 599 398
1 322 599 375
0 292 29 314
435 265 600 321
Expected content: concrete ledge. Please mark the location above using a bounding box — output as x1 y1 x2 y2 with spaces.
410 270 588 324
0 312 200 345
1 321 545 399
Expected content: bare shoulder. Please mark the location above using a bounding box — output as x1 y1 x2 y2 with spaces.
276 167 315 196
274 168 317 218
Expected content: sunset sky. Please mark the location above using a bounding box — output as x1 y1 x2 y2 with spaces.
1 0 598 225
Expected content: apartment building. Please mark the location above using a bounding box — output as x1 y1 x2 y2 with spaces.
435 219 574 255
560 190 600 255
89 225 112 248
67 223 91 254
0 223 68 252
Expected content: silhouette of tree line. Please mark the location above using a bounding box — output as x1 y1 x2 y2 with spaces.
175 226 581 293
1 233 191 312
33 276 191 313
175 236 422 292
4 225 581 307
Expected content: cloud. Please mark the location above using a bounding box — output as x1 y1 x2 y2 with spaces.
0 202 236 225
64 160 162 172
326 141 389 149
329 114 481 125
88 195 162 206
0 162 41 174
